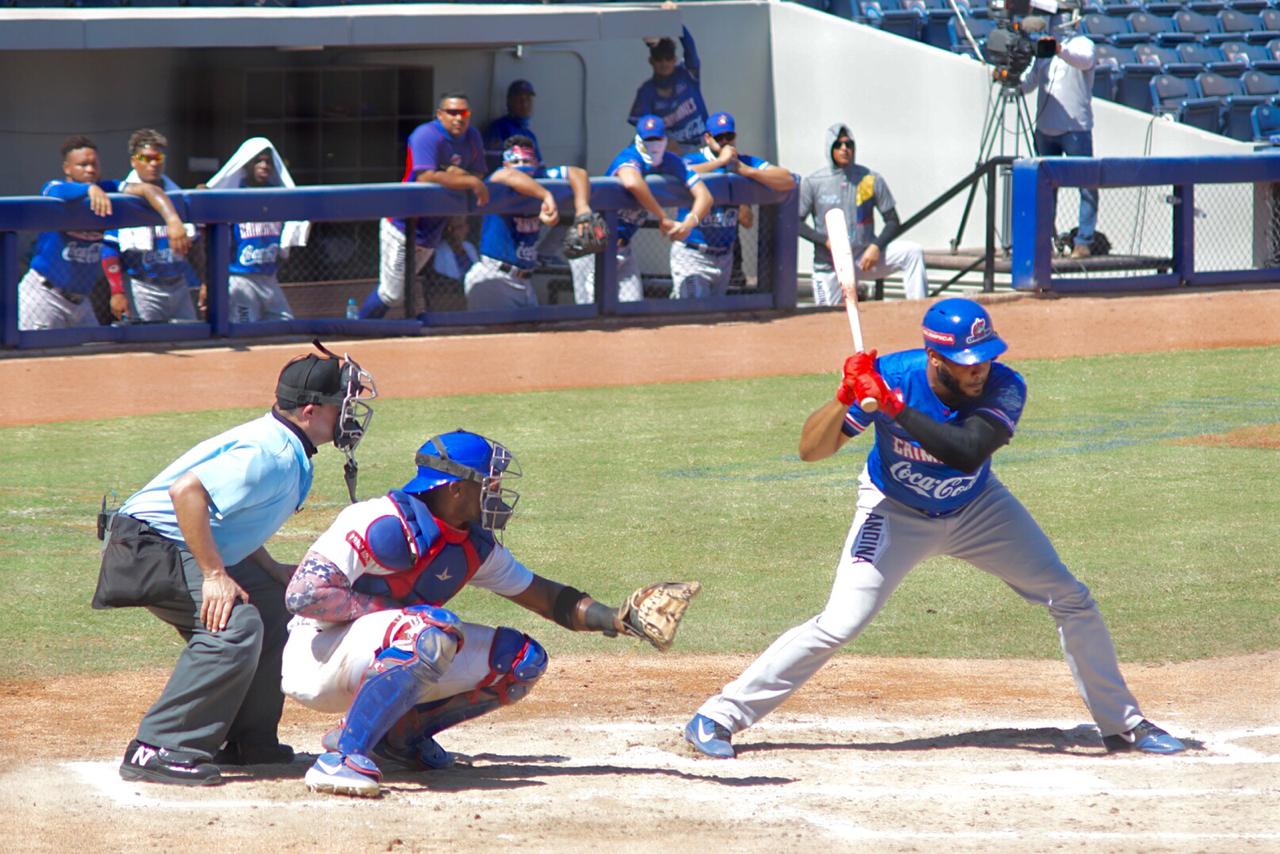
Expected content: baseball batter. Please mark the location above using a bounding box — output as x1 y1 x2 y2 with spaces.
570 115 713 303
463 135 594 311
18 135 189 330
282 431 698 797
685 298 1186 758
672 111 795 299
356 93 488 319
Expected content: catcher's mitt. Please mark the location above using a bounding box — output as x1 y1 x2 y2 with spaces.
562 212 608 259
617 581 701 652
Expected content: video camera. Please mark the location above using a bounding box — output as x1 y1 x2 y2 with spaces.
985 0 1076 85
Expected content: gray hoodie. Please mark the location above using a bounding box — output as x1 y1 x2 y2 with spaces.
797 122 898 271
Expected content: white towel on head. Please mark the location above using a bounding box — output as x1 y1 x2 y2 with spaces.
116 171 197 253
204 137 311 248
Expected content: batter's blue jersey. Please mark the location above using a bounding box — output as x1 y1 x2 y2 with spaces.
627 27 709 147
477 165 568 268
841 349 1026 514
229 221 283 276
102 225 201 286
28 179 121 294
606 145 703 243
392 119 486 248
679 148 770 248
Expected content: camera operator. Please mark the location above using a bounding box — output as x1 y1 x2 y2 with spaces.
1019 15 1099 259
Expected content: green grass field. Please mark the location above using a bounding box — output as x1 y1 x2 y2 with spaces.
2 346 1277 680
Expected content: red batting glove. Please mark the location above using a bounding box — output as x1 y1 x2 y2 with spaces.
852 369 905 418
836 350 877 406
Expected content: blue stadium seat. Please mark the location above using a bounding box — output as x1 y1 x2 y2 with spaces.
1150 73 1226 129
1137 42 1206 76
1174 8 1228 41
1263 7 1280 31
1129 11 1199 43
1177 41 1250 74
1217 9 1280 43
922 0 962 49
878 0 928 40
1102 0 1144 16
948 14 996 56
1241 67 1280 101
1098 42 1163 108
1143 1 1186 15
1082 11 1147 44
1227 0 1270 13
1187 0 1227 14
1250 102 1280 140
1197 70 1270 135
1220 39 1280 70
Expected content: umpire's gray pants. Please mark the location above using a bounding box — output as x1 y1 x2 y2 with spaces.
135 549 289 759
697 471 1145 739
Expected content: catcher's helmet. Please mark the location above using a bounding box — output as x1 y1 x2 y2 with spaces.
921 298 1007 365
404 431 521 532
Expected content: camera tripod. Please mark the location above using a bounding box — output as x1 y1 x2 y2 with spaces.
951 80 1036 254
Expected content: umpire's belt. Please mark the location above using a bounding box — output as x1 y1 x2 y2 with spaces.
39 276 87 305
686 242 732 256
496 262 532 280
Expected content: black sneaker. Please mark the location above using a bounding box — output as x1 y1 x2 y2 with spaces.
120 739 223 786
213 740 295 766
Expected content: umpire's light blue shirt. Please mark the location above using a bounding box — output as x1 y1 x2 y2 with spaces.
120 413 315 566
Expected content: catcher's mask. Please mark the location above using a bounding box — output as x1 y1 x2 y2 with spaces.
405 430 521 536
276 341 377 502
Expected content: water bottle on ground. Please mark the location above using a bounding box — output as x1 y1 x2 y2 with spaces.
345 298 358 320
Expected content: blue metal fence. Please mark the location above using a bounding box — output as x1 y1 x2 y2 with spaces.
1010 153 1280 293
0 175 798 350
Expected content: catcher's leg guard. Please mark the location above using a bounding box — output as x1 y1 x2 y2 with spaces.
386 627 547 749
335 606 462 757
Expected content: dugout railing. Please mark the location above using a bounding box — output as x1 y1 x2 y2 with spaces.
1011 152 1280 293
0 176 798 350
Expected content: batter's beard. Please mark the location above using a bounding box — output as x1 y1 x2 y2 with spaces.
937 366 984 402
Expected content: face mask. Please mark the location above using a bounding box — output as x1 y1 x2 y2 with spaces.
639 136 668 165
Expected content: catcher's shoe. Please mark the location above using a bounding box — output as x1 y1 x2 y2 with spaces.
684 714 735 759
321 725 454 771
305 752 383 798
1102 720 1186 755
119 739 222 786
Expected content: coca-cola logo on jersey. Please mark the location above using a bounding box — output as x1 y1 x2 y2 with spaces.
889 461 979 500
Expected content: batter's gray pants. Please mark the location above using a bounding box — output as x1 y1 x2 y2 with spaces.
135 549 290 759
228 273 294 323
127 274 198 323
812 239 928 305
697 470 1145 738
669 241 733 299
568 244 643 304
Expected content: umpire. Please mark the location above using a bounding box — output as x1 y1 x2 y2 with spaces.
93 345 376 786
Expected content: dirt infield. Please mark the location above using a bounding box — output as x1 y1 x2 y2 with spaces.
4 290 1279 852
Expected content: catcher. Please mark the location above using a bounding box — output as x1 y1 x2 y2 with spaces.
281 429 699 797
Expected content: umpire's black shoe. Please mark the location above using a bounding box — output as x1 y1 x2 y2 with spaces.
213 740 296 766
120 739 223 786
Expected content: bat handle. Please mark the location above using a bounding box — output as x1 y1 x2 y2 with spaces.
859 397 879 413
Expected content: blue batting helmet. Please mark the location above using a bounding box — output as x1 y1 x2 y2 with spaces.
920 298 1007 365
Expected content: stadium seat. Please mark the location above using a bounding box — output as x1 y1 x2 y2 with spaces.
1241 68 1280 101
1082 11 1147 44
1177 41 1250 74
1128 11 1199 43
1197 70 1269 136
1250 102 1280 140
1227 0 1270 12
1102 0 1144 17
1173 9 1228 42
1220 40 1280 71
922 0 962 49
1186 0 1227 14
877 0 928 40
1143 1 1187 15
1098 43 1163 108
1136 42 1205 76
1150 73 1225 130
1262 8 1280 32
1217 9 1280 44
949 14 996 56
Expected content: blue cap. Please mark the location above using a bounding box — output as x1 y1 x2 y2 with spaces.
708 112 735 135
636 114 667 140
507 79 535 98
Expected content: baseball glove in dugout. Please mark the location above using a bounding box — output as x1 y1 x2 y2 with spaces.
562 212 609 259
617 581 701 652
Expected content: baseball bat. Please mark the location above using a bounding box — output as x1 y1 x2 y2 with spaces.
823 208 879 413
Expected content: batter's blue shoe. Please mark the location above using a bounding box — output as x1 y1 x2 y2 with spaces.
304 752 382 798
1103 719 1186 755
684 713 735 759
